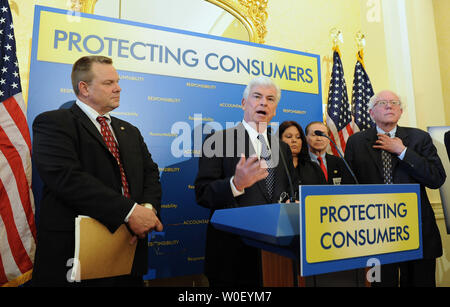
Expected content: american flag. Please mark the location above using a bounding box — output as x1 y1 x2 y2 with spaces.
0 0 36 287
351 50 374 132
326 47 354 156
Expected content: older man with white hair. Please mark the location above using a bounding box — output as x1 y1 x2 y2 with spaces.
195 76 297 287
344 90 446 287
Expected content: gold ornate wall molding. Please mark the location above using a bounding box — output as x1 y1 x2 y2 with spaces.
70 0 98 14
206 0 268 44
71 0 268 44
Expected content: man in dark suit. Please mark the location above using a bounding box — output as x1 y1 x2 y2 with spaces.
195 76 296 286
344 90 446 287
305 121 350 185
445 130 450 162
31 56 163 286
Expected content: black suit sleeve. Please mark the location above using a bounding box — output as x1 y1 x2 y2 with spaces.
445 130 450 163
343 135 357 184
194 132 238 210
134 125 162 214
195 158 237 210
401 131 446 189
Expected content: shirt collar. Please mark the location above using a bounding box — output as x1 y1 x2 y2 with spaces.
309 151 326 161
76 99 112 123
376 125 397 138
242 120 268 142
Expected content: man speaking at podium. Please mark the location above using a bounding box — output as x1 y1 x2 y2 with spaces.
31 56 163 286
344 90 446 287
195 76 297 287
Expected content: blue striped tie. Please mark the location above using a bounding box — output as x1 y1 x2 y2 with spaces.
258 134 275 200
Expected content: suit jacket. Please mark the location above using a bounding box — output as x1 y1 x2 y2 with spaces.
306 153 348 185
344 126 446 259
324 153 351 185
194 123 297 286
31 103 161 286
295 157 327 187
445 130 450 163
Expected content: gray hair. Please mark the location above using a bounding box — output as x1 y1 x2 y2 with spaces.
242 76 281 103
368 90 403 112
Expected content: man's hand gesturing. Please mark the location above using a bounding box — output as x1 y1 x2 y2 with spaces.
232 154 268 192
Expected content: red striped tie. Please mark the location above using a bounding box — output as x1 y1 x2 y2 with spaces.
317 156 328 182
96 116 130 198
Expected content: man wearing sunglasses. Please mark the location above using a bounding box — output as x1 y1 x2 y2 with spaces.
344 90 446 287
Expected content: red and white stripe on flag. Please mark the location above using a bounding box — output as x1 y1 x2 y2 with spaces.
0 93 36 287
326 113 355 156
325 46 355 156
0 0 36 286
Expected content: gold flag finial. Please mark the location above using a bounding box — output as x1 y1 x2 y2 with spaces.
355 31 366 51
330 27 343 49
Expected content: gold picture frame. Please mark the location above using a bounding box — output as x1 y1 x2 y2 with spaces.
70 0 267 43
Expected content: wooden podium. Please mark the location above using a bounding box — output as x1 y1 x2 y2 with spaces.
261 250 303 287
210 203 302 287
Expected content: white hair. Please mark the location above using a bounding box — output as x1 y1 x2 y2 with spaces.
368 90 403 112
242 76 281 103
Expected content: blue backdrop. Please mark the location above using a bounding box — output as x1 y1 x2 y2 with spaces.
27 6 323 280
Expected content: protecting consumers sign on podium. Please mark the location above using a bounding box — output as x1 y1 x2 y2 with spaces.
299 184 423 276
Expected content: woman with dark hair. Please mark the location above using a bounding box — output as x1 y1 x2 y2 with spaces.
278 121 326 188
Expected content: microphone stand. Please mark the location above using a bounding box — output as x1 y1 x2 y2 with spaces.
314 130 359 184
278 143 296 203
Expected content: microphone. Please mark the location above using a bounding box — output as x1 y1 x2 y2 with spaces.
278 142 296 203
314 130 359 184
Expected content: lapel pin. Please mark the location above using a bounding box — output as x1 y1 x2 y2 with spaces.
120 126 125 131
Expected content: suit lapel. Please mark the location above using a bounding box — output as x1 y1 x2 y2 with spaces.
110 118 128 154
269 129 285 203
364 126 407 180
262 127 282 203
392 126 409 170
110 118 136 192
272 147 285 203
71 104 131 185
364 127 384 175
325 153 336 183
70 104 108 151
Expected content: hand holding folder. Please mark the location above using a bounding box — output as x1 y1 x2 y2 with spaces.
72 216 137 281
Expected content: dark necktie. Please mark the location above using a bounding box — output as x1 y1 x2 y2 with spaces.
96 116 130 198
258 134 275 200
317 156 328 181
381 133 393 184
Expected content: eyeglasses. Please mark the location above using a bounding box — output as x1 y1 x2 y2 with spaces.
374 100 401 107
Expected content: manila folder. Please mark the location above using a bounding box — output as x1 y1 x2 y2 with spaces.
73 216 137 280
